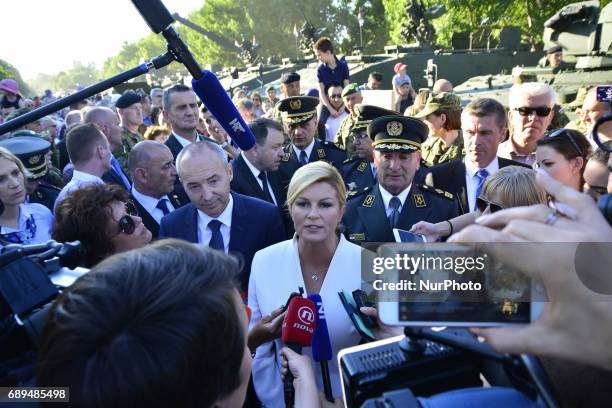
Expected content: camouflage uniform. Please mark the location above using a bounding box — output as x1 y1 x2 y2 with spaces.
116 127 143 173
420 132 464 166
334 113 357 159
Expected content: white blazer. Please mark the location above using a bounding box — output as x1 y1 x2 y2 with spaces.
248 235 362 407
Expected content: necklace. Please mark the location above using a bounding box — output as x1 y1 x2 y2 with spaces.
311 269 327 281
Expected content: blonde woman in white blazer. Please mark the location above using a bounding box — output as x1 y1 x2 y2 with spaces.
248 161 362 407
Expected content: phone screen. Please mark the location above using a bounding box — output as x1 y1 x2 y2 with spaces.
376 244 533 325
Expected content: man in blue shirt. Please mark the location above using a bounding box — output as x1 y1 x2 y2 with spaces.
314 37 350 139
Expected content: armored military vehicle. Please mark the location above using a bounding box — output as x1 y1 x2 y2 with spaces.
455 0 611 113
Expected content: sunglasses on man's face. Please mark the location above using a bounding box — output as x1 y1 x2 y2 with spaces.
514 106 552 117
330 94 342 99
476 196 504 213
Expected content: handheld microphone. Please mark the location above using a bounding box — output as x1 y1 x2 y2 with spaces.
281 296 316 407
308 294 334 402
191 72 256 150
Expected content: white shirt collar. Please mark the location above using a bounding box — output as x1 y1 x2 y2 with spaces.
172 131 196 148
132 187 172 222
241 151 261 179
379 184 411 210
71 169 104 184
197 194 233 229
464 157 499 178
292 138 316 161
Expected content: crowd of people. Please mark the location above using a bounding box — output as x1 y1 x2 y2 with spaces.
1 35 612 407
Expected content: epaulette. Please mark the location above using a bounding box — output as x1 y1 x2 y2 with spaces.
420 159 430 168
322 140 345 151
347 186 371 199
418 183 454 200
38 181 62 191
343 156 359 164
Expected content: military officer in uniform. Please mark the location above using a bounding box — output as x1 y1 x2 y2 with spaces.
0 135 60 212
342 104 396 193
115 91 144 173
333 84 364 159
276 96 346 187
343 115 459 244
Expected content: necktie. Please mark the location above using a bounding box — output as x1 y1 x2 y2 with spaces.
257 172 273 203
156 198 170 215
474 169 489 201
110 156 131 190
388 196 401 228
299 150 308 165
208 220 225 251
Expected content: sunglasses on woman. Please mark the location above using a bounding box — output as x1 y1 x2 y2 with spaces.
514 106 552 117
545 128 583 156
115 202 138 235
476 196 504 213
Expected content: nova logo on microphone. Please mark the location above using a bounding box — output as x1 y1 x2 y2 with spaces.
298 306 315 324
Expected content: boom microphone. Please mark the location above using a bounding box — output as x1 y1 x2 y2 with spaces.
191 72 256 150
281 296 316 407
308 294 334 402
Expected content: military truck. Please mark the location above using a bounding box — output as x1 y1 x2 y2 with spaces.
455 0 611 114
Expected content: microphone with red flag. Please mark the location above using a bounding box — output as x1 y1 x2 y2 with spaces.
281 296 316 407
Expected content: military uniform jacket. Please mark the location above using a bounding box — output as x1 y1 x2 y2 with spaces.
342 183 459 244
334 114 357 159
278 139 346 188
28 182 61 212
342 158 376 193
420 132 465 167
116 127 143 172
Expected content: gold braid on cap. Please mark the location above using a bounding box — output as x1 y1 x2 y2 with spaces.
372 138 421 149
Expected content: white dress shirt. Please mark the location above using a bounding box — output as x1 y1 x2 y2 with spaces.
54 170 104 212
464 158 500 212
292 138 315 162
196 195 233 253
379 184 411 217
0 203 53 245
248 235 362 408
172 131 197 148
131 188 176 224
324 110 349 142
241 152 277 205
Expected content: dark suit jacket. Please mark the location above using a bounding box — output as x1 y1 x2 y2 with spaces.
425 157 530 214
230 154 292 238
164 133 184 160
102 167 131 190
158 192 286 291
343 183 459 244
131 192 186 239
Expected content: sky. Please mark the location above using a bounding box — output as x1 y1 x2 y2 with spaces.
3 0 204 80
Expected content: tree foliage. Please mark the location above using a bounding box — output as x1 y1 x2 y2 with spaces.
0 59 33 97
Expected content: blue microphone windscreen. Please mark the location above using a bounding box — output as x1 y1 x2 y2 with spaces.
191 70 255 151
307 294 333 361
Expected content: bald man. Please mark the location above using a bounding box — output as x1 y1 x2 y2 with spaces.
433 79 453 93
158 141 285 293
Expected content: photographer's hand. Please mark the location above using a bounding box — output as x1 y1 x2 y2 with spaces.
360 306 403 339
449 171 612 371
248 306 285 352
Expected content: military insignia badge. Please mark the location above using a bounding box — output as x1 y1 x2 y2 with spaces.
357 162 367 172
289 99 301 110
386 121 403 136
29 154 41 165
349 233 366 241
362 194 375 207
414 193 426 208
282 152 291 162
317 148 326 158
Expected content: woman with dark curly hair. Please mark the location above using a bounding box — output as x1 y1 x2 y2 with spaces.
53 184 152 267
